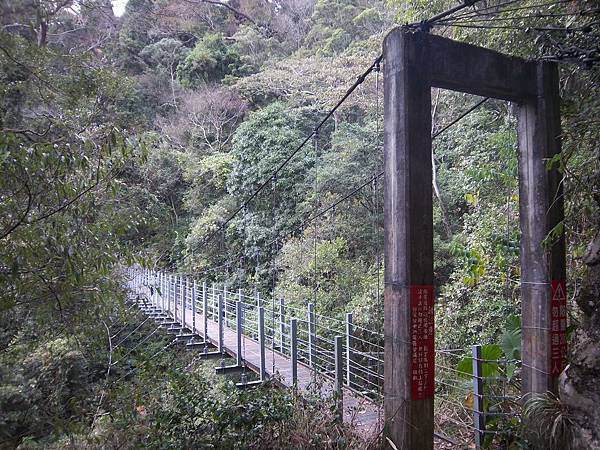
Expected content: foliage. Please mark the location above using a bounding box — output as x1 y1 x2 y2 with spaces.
140 38 190 74
523 393 574 450
1 0 600 447
177 33 246 87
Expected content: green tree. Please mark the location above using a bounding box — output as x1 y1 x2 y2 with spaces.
177 33 245 87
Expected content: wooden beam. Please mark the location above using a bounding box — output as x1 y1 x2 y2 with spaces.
427 33 537 101
383 28 434 450
517 61 565 396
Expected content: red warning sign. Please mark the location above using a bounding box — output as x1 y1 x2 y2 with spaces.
410 285 435 400
550 280 567 376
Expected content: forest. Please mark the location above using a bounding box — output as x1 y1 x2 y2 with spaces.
0 0 599 448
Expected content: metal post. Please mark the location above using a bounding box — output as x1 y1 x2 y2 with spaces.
346 313 353 387
161 272 165 312
181 277 186 330
335 335 344 423
152 271 157 307
291 318 298 387
192 280 197 334
149 270 153 307
218 294 224 354
236 300 243 367
202 281 208 339
238 288 244 328
154 271 158 308
259 306 266 381
308 303 316 368
472 345 485 450
174 275 179 322
279 298 286 354
162 273 166 312
211 283 216 321
223 285 229 327
168 275 173 316
256 291 261 309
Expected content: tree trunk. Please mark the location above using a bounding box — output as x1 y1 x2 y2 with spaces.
37 20 48 47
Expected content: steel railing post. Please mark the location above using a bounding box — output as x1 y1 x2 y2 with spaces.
180 277 186 331
173 275 177 319
259 306 266 381
160 272 165 313
211 283 216 321
218 294 224 353
291 318 298 387
168 275 172 316
236 300 243 366
308 303 316 368
335 335 343 422
279 298 286 354
192 280 197 334
223 285 229 327
202 281 208 340
346 312 353 387
473 344 485 450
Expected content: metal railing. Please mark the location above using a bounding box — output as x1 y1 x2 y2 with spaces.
126 267 522 448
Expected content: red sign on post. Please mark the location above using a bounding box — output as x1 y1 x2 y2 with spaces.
410 285 435 400
550 280 567 376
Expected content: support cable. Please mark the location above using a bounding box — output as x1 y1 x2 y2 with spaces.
436 0 572 23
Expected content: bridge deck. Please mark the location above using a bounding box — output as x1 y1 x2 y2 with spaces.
148 293 382 436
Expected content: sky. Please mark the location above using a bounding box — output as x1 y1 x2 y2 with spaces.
112 0 128 17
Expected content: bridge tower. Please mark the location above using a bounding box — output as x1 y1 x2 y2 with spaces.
383 28 565 449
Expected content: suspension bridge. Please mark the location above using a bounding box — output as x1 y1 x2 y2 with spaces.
121 2 570 447
127 268 383 434
126 267 521 448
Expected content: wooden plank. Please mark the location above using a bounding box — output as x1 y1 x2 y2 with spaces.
517 61 565 395
383 28 434 450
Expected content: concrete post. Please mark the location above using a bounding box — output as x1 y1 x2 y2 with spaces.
517 61 566 396
383 29 434 449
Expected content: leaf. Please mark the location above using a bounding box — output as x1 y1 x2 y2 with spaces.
504 314 521 333
500 329 521 360
456 344 502 378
